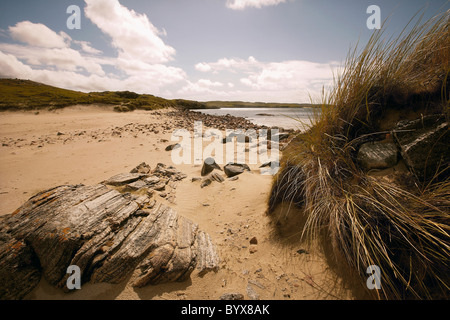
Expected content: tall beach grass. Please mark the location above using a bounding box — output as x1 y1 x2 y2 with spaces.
268 10 449 299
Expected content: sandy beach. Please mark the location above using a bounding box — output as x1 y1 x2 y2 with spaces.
0 105 354 300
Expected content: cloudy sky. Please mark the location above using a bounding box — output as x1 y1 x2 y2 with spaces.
0 0 448 103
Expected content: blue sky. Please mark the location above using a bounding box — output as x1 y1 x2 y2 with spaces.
0 0 448 103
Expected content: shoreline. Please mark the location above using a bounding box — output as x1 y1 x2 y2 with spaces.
0 105 354 300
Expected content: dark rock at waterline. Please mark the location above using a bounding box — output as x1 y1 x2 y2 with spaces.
201 157 222 176
357 141 398 170
224 163 251 178
222 133 254 144
393 115 449 181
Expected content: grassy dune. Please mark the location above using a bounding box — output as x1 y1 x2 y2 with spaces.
268 10 449 299
0 79 206 111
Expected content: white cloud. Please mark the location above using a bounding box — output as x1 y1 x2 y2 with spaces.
0 0 187 97
179 79 224 93
239 60 337 91
84 0 175 64
0 50 183 95
74 41 102 55
9 21 69 48
0 43 105 76
196 56 260 73
226 0 288 10
190 56 338 102
195 62 212 72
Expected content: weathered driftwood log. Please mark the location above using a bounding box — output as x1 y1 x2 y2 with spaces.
0 167 219 300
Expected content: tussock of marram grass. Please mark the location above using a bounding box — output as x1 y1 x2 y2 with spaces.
269 10 449 299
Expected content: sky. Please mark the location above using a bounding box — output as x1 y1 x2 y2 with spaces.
0 0 448 103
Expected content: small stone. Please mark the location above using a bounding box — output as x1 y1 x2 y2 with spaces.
201 178 212 188
220 293 244 300
224 163 251 178
249 237 258 245
249 245 258 254
165 143 181 151
130 162 151 174
201 157 222 176
103 173 148 186
126 180 148 191
357 141 398 170
209 172 225 183
246 284 260 300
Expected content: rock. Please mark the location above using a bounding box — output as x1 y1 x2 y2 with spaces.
201 158 222 176
393 115 449 181
249 245 258 254
191 177 202 182
130 162 151 174
153 163 187 181
209 172 225 183
249 237 258 245
152 182 166 191
228 176 239 181
126 180 148 191
0 182 219 299
357 141 398 170
0 233 41 300
220 293 244 300
165 144 181 151
145 176 161 185
224 163 251 178
269 132 290 142
103 173 148 186
201 178 212 188
248 279 266 289
246 283 260 300
259 161 280 168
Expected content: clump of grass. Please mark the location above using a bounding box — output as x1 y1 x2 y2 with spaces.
268 10 450 299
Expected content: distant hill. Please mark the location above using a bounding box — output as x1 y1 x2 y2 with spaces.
0 78 320 111
0 78 179 111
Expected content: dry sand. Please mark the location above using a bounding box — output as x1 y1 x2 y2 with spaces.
0 105 355 300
